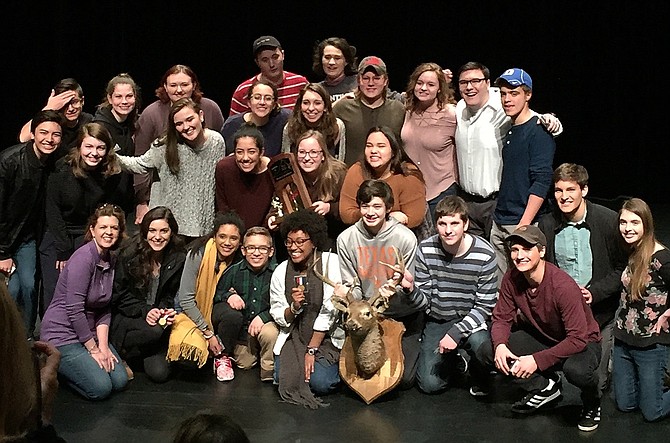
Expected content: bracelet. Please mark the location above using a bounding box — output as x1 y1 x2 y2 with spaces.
203 331 215 340
88 347 101 354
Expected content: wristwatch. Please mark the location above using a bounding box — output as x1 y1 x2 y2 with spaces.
306 347 318 356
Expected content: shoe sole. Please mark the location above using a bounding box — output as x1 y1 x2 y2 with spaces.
577 423 599 432
469 388 490 397
511 391 562 414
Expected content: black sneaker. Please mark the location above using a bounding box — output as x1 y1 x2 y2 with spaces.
511 375 562 414
469 385 490 397
578 406 601 432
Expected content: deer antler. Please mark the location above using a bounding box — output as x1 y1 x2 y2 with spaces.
312 255 353 303
378 246 405 286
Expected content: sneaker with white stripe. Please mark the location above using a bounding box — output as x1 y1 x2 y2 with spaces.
511 375 562 414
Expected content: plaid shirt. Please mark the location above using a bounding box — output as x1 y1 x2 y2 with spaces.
214 260 277 323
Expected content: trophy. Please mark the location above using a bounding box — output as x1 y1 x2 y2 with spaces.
268 153 312 221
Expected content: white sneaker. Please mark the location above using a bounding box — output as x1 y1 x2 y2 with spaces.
214 355 234 382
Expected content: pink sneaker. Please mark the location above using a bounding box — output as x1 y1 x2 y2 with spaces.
214 355 234 381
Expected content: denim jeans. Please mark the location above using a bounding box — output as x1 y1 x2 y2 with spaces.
416 319 491 393
8 239 37 336
273 354 340 395
613 341 670 422
58 342 128 400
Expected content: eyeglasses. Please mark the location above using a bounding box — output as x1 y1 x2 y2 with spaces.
68 98 83 107
458 78 487 87
97 203 121 211
284 237 311 247
243 245 272 254
251 94 275 102
297 150 323 159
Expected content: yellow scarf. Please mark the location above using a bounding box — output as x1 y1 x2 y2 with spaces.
167 239 227 367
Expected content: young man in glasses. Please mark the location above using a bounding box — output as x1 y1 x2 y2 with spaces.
336 179 421 388
229 35 308 116
212 226 278 382
333 56 405 166
455 62 562 242
1 110 63 338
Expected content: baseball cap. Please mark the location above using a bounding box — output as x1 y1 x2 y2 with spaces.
495 68 533 90
358 56 387 76
253 36 281 55
506 225 546 248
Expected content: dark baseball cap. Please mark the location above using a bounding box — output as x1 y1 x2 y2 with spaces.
253 36 281 55
506 225 546 248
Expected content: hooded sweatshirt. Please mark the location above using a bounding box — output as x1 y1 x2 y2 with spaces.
336 217 418 318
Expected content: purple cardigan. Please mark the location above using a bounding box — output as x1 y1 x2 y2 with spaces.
40 241 117 347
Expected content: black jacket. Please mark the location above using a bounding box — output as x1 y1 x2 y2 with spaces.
539 200 627 326
46 158 131 260
0 142 50 259
112 244 186 319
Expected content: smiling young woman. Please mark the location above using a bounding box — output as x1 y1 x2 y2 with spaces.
40 204 129 400
115 98 226 241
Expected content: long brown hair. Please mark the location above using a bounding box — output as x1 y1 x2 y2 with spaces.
158 98 204 175
296 130 347 202
620 198 657 300
67 123 121 178
286 84 339 151
404 62 455 114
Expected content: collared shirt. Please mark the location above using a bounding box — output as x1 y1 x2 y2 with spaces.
214 259 277 323
555 207 593 287
455 88 509 198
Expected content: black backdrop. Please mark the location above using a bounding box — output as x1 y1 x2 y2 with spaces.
4 1 667 203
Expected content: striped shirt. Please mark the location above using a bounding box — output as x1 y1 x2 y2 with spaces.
229 72 308 116
409 234 498 342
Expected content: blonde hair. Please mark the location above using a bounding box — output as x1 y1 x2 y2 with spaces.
0 280 38 436
296 130 347 202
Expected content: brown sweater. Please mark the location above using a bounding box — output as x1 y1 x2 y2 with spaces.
338 162 426 228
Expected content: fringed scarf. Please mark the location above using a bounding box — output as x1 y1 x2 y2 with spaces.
167 239 226 367
278 251 339 409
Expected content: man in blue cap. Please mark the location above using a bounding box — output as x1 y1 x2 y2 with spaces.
488 69 556 281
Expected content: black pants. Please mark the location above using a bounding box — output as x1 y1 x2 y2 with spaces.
110 313 171 382
482 327 601 407
211 302 246 354
458 189 497 241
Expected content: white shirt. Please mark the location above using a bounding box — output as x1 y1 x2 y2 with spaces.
455 88 509 198
455 88 563 198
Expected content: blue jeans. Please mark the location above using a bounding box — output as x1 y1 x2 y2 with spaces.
613 341 670 422
416 320 491 394
8 239 37 336
273 354 340 395
58 342 128 400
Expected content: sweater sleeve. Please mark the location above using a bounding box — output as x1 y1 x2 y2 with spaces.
133 106 162 203
447 250 498 342
117 143 162 175
111 254 148 319
45 172 72 260
338 163 364 225
336 118 347 163
395 172 427 228
177 249 208 331
336 232 364 300
63 253 98 344
527 126 556 199
406 244 431 311
269 262 290 327
532 279 591 370
491 272 518 350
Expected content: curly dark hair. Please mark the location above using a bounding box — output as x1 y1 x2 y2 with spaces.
280 209 329 251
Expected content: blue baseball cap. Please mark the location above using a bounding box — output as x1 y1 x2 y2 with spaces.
495 68 533 90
